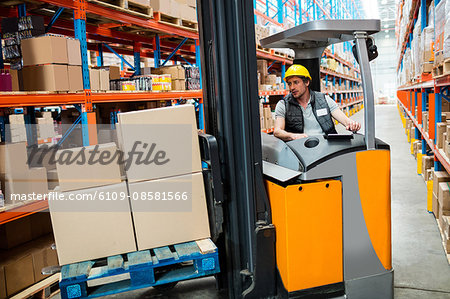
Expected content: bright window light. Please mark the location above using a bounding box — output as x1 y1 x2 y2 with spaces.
362 0 380 19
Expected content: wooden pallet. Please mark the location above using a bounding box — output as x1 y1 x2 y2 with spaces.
256 44 271 53
88 0 153 19
153 12 198 30
59 238 219 299
10 273 61 299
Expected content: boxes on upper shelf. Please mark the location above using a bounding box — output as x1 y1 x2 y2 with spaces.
21 35 68 66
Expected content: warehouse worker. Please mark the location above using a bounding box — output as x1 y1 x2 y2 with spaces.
274 64 361 141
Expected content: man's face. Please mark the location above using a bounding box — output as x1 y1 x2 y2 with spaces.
286 76 309 99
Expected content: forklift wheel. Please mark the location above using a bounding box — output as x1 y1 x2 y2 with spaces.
153 282 178 292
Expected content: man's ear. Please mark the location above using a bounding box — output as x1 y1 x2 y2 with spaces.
306 80 310 87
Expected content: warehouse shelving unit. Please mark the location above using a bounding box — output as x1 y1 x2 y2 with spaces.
0 0 365 226
0 0 204 223
396 0 450 173
0 0 203 146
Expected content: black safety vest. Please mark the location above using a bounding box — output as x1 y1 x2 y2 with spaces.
283 90 337 135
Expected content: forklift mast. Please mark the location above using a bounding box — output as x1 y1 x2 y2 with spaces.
197 0 277 298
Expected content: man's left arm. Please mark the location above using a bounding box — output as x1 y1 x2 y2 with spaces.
326 95 361 132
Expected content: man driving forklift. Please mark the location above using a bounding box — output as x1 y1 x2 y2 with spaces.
274 64 361 141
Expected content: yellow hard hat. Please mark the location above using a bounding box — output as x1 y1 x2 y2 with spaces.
284 64 312 81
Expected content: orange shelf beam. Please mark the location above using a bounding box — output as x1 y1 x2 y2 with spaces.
0 91 203 108
0 201 49 226
259 90 289 96
38 0 199 39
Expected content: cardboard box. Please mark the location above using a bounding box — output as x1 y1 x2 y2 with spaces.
443 215 450 238
21 35 68 66
153 65 185 80
68 65 83 92
9 69 23 91
172 79 186 90
422 155 434 170
0 235 56 297
66 38 81 66
170 0 181 18
0 265 6 299
89 68 100 91
257 60 268 77
433 171 450 196
438 208 450 238
437 123 446 149
30 212 53 240
433 192 440 219
32 244 58 282
49 182 136 265
265 74 277 85
22 65 69 92
55 143 122 192
108 66 121 80
99 68 110 91
3 254 34 296
128 172 210 250
94 66 120 80
186 0 195 7
150 0 171 14
117 105 202 183
0 216 32 249
181 5 197 22
439 182 450 210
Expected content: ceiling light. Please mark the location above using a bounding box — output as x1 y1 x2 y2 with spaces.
385 35 390 39
384 24 389 28
381 0 387 4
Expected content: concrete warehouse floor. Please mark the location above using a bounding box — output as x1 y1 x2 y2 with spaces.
51 104 450 299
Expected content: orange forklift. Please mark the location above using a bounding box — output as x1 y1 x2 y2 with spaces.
197 1 392 298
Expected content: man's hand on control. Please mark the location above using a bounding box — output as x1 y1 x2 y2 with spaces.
346 120 361 132
291 133 308 140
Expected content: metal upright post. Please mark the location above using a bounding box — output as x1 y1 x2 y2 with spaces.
18 4 39 146
134 42 141 75
415 91 420 140
281 62 286 89
154 34 161 68
422 90 427 155
97 43 103 66
74 0 95 146
254 0 257 24
195 39 204 129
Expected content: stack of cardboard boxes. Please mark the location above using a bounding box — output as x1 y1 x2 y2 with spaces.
20 35 83 92
434 171 450 254
0 213 58 298
0 142 48 206
36 112 55 140
152 65 185 90
89 67 110 92
48 105 211 266
151 0 197 23
257 60 283 91
8 114 27 143
260 103 274 131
